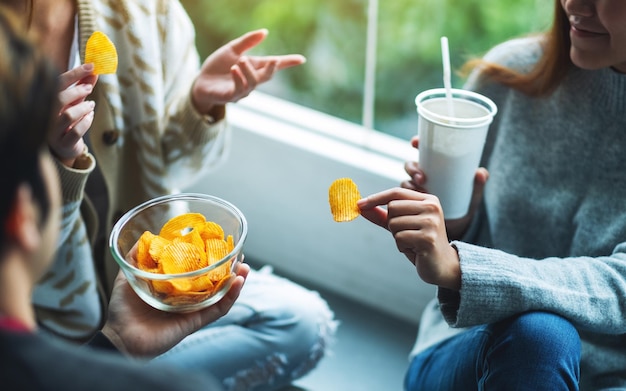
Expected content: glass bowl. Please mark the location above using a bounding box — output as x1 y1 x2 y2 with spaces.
109 193 248 313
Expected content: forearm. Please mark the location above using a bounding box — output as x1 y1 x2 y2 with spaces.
441 241 626 334
33 198 103 340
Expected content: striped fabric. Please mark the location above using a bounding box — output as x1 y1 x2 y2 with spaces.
33 0 230 340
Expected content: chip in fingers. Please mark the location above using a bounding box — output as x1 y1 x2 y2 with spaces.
84 31 118 75
329 178 362 222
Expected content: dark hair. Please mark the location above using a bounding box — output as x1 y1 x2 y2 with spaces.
0 7 59 244
463 1 573 97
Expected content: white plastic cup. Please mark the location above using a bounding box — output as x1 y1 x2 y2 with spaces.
415 88 497 219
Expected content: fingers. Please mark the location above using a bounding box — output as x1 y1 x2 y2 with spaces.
358 187 428 210
229 56 281 99
468 167 489 213
229 28 268 55
357 205 389 229
58 63 96 90
250 59 278 85
248 54 306 71
234 262 251 279
50 99 94 163
402 138 423 191
57 100 95 134
59 83 94 109
232 56 263 92
228 30 306 68
67 109 95 140
214 262 249 306
402 161 424 190
196 262 249 326
357 188 431 229
276 54 307 70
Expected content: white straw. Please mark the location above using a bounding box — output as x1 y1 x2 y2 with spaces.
440 36 455 119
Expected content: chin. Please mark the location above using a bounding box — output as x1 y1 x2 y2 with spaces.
570 53 607 71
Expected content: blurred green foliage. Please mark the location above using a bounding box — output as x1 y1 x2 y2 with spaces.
181 0 552 139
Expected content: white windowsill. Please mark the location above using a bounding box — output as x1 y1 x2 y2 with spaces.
186 91 433 325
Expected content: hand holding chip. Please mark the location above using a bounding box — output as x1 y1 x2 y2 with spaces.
49 31 117 167
49 63 98 168
356 187 462 291
191 28 306 115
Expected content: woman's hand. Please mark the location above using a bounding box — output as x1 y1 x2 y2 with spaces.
102 262 250 358
358 187 461 291
191 29 306 115
49 63 98 167
401 136 489 241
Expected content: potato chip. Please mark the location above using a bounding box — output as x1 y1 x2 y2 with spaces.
84 31 118 75
156 276 211 296
161 291 212 306
212 274 233 295
148 235 171 263
152 280 175 295
136 231 158 270
178 229 208 266
200 221 225 241
328 178 362 222
133 212 238 302
205 238 230 264
159 213 206 240
160 241 204 274
226 235 234 251
209 261 232 282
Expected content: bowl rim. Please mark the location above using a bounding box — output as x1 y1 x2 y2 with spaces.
109 193 248 280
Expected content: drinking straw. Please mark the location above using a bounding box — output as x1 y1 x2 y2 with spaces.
440 36 455 120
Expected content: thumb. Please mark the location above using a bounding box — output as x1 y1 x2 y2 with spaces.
230 29 268 55
468 167 489 216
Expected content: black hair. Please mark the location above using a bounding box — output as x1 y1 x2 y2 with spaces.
0 7 60 244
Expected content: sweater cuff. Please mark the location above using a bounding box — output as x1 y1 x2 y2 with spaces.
53 152 95 203
437 287 461 326
85 330 120 353
179 93 226 146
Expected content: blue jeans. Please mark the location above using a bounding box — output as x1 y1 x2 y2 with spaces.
405 311 581 391
154 266 338 391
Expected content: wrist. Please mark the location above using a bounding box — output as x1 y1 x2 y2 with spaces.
202 104 226 124
49 144 91 169
442 244 462 291
100 324 130 356
86 330 121 353
190 87 226 123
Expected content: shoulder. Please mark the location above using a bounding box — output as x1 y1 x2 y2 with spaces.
482 34 545 74
463 35 545 92
89 0 191 25
0 331 223 391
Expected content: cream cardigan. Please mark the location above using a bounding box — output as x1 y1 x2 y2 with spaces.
33 0 230 340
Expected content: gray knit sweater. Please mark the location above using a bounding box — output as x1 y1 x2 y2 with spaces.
411 36 626 390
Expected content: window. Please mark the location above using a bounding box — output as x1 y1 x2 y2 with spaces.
181 0 552 140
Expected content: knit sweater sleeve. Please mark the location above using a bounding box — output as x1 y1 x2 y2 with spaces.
439 242 626 334
32 155 103 340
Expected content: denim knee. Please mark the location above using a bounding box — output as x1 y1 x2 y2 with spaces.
483 311 581 390
493 311 581 363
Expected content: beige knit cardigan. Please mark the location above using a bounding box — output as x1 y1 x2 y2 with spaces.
33 0 230 340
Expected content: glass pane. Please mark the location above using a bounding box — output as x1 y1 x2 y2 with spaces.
180 0 552 140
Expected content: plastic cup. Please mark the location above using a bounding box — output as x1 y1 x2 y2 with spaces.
415 88 497 219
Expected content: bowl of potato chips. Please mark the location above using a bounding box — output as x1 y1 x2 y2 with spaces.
109 193 248 313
